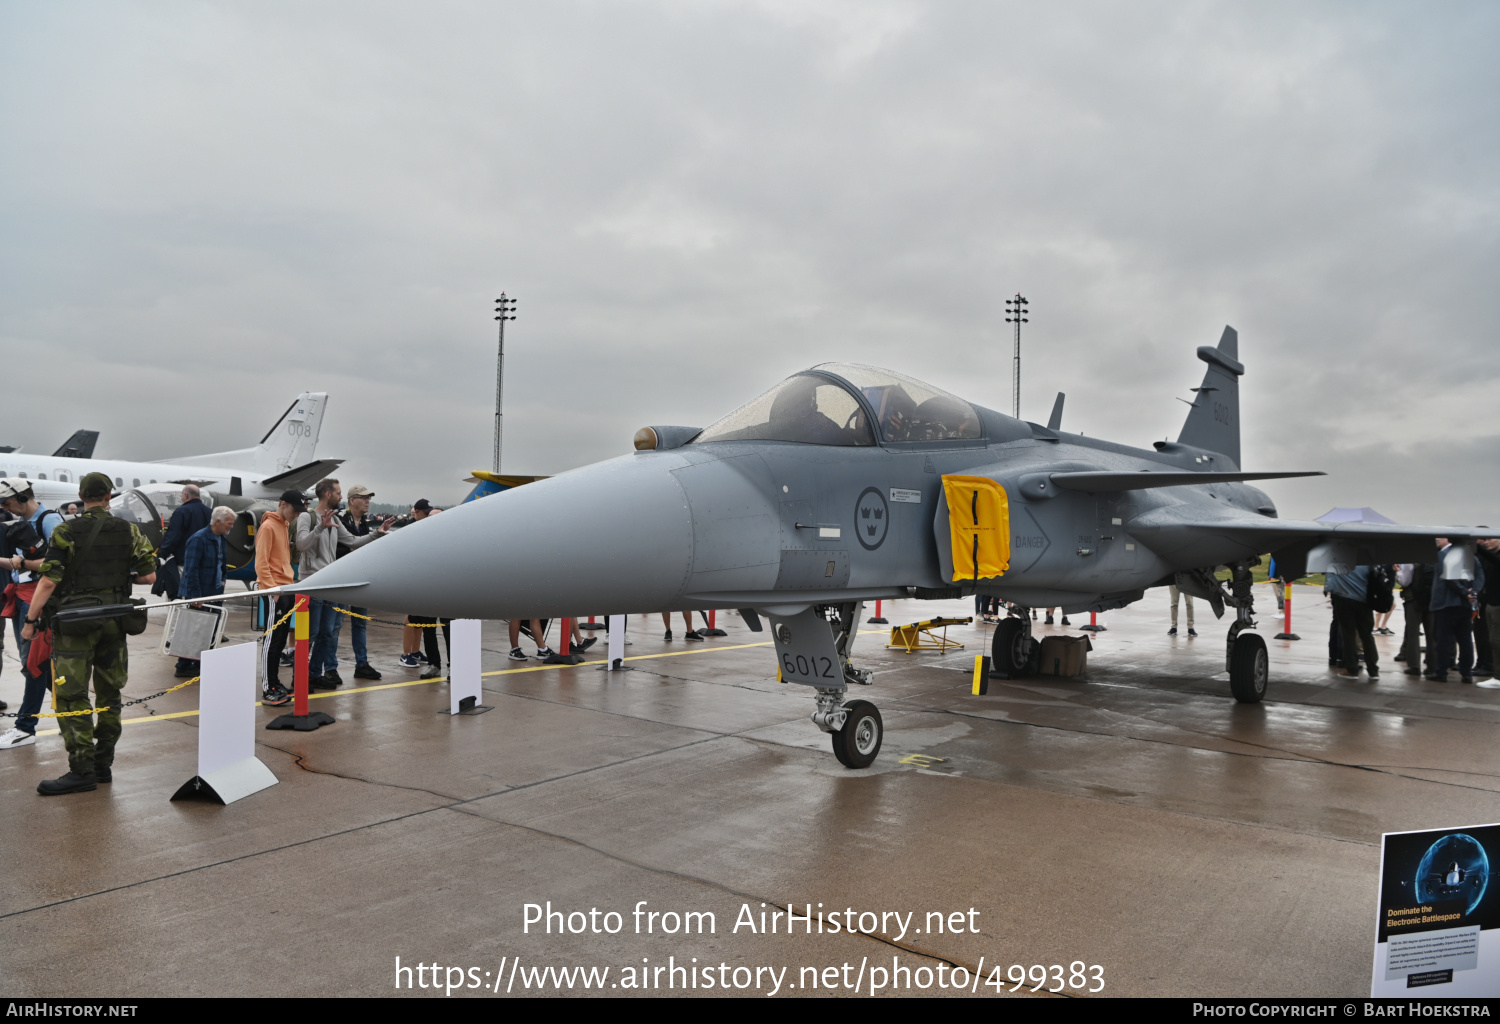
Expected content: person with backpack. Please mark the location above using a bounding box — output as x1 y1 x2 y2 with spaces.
0 478 67 750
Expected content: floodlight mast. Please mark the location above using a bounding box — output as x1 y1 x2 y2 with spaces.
1004 293 1028 420
493 292 517 474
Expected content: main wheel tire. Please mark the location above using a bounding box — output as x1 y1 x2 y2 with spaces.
1229 632 1269 703
831 700 883 769
991 618 1032 678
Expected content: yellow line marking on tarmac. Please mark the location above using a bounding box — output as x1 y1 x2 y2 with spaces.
36 638 780 735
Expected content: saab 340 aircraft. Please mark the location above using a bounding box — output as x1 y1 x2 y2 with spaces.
0 393 338 505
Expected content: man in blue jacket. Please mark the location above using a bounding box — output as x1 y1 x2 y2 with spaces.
174 506 235 677
1429 538 1485 684
157 485 213 601
1325 565 1377 678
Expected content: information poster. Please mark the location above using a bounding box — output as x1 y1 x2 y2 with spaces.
1371 823 1499 997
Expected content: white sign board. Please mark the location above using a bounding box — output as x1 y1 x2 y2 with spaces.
171 641 278 805
448 618 483 715
1371 823 1500 996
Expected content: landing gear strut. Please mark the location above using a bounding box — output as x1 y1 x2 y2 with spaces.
1222 562 1267 703
991 608 1039 678
777 603 881 768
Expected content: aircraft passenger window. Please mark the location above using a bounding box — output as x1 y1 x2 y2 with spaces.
115 477 123 486
17 472 25 478
57 471 69 483
149 479 156 484
38 473 46 480
132 478 140 487
811 363 983 443
692 374 875 446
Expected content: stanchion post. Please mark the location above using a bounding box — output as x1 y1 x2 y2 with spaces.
544 616 584 664
293 594 309 716
1274 581 1301 641
868 599 888 625
267 593 335 731
700 608 727 637
1080 610 1106 632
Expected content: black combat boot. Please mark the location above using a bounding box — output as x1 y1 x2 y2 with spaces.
38 770 98 795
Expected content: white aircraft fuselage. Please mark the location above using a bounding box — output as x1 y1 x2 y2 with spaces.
0 393 336 506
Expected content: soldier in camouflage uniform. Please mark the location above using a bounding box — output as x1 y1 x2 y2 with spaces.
22 472 156 795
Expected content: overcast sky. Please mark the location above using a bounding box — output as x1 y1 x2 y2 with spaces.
2 1 1496 524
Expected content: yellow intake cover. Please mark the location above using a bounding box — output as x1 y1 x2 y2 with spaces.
941 475 1010 582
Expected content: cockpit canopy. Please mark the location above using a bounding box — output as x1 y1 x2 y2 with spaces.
691 363 982 447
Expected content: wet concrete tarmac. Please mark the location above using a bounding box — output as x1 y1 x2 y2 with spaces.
2 586 1497 997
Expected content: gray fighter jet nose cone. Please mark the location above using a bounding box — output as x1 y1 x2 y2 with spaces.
295 453 695 619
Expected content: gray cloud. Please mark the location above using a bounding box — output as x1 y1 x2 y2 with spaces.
1 1 1495 524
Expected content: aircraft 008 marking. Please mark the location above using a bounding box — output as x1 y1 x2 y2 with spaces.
293 328 1499 769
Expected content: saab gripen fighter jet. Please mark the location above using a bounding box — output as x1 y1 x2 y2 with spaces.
298 328 1498 768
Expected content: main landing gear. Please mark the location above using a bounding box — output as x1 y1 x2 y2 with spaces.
991 609 1041 678
1223 562 1267 703
1183 562 1269 703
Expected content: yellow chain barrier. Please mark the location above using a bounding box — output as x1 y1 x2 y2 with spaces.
331 606 445 627
36 674 202 719
19 600 296 722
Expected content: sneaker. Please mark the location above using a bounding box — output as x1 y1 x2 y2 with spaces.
1403 668 1421 676
684 630 704 641
570 642 586 655
0 728 36 749
174 662 197 678
308 675 333 691
353 663 382 680
578 636 597 651
399 653 421 668
1424 672 1448 683
663 630 673 641
96 766 112 783
1044 615 1054 625
263 683 292 706
1061 616 1071 626
535 647 553 659
279 650 295 667
508 647 528 661
1367 667 1379 678
1394 652 1407 662
1187 628 1198 637
37 770 97 796
414 651 429 664
322 670 344 687
420 666 442 680
1167 627 1177 636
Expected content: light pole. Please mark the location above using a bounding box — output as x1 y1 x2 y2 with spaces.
1004 293 1028 420
492 293 517 474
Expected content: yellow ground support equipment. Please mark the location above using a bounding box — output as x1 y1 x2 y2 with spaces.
941 475 1010 582
886 617 972 654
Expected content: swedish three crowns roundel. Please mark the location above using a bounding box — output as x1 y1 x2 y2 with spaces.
855 487 888 550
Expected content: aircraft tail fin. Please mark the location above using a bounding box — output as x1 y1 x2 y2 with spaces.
1175 327 1243 468
53 430 99 459
166 393 329 474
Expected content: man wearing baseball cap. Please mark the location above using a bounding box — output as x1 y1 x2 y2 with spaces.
337 485 382 679
255 490 307 706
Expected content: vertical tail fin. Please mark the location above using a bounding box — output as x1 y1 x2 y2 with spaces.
255 393 327 473
1175 327 1243 467
165 392 328 473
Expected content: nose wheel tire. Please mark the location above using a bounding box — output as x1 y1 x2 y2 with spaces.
831 700 883 769
1229 632 1268 703
991 618 1033 678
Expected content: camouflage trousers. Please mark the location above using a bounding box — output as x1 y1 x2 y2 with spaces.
52 620 128 775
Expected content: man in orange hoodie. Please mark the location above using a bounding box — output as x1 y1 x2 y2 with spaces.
256 490 306 706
